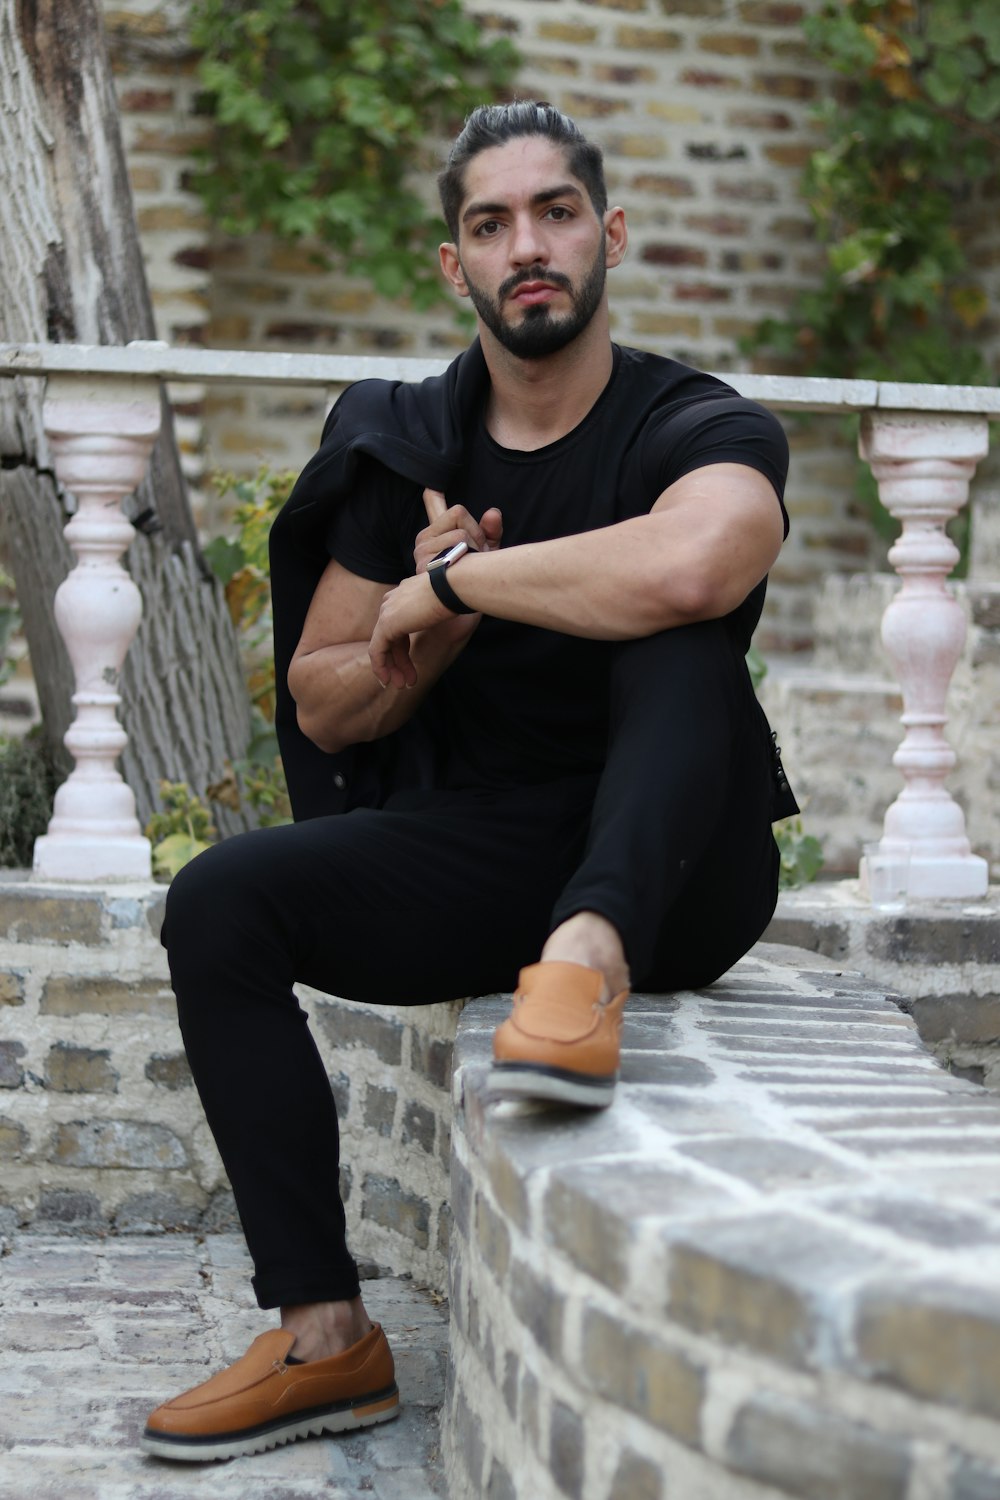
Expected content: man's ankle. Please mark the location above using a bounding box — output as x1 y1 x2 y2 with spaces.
540 911 630 1000
280 1297 373 1362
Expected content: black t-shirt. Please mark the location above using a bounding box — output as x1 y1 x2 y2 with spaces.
326 346 788 791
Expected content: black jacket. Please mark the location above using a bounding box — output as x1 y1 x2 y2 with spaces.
270 338 491 821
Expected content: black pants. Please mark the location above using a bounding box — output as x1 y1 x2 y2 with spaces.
163 621 779 1307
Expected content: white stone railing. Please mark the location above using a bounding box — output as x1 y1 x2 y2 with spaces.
2 341 998 896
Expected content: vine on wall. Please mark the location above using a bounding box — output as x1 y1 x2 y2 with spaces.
188 0 518 308
747 0 1000 386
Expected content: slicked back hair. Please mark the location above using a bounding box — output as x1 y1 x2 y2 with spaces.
438 101 608 242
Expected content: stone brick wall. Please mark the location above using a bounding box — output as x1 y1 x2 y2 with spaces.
0 876 457 1289
98 0 967 656
444 945 1000 1499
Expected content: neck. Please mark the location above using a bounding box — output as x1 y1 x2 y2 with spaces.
479 309 614 452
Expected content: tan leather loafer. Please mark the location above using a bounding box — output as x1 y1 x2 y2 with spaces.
490 961 628 1108
141 1324 399 1462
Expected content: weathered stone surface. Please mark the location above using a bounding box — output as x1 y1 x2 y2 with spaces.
475 1195 511 1284
951 1456 1000 1500
904 993 1000 1045
543 1160 735 1294
0 1039 26 1088
402 1100 437 1154
510 1260 564 1360
40 976 175 1017
609 1450 663 1500
50 1120 187 1169
412 1034 453 1088
549 1400 585 1500
364 1083 396 1137
854 1279 1000 1421
115 1191 200 1233
361 1173 429 1248
0 970 25 1007
725 1390 911 1499
314 1002 404 1064
0 1118 28 1158
451 1388 485 1496
621 1054 715 1087
46 1043 118 1094
668 1212 877 1369
828 1192 1000 1249
35 1189 102 1229
866 917 1000 967
581 1305 704 1444
677 1136 850 1189
144 1052 193 1090
0 891 102 944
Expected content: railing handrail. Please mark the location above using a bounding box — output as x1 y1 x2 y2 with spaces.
3 340 1000 418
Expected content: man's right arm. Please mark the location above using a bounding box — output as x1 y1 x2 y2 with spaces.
287 554 478 754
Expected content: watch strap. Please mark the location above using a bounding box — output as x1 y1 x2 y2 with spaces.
428 558 476 615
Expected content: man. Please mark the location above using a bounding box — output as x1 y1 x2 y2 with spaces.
142 101 796 1463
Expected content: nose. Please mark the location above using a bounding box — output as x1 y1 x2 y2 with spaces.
509 211 548 268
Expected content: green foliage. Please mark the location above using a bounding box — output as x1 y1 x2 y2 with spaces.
203 467 295 765
145 780 217 878
0 566 20 691
0 732 59 868
775 817 825 890
746 0 1000 387
188 0 519 308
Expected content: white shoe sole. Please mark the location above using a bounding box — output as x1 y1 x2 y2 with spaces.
140 1389 399 1462
489 1063 616 1109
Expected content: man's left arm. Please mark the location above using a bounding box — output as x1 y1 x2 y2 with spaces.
369 462 783 689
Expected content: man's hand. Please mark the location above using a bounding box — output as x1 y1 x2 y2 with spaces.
413 488 502 573
369 571 461 690
368 489 503 690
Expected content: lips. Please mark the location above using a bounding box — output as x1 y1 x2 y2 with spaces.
510 281 560 306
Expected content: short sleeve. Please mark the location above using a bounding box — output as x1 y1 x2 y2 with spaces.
324 460 421 584
640 395 791 537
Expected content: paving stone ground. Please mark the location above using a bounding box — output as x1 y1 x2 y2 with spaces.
0 1232 448 1500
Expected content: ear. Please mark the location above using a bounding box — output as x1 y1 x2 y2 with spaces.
439 242 470 299
603 207 628 269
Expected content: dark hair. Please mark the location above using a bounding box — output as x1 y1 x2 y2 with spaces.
438 101 608 241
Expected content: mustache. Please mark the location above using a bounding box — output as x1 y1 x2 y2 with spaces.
499 266 573 300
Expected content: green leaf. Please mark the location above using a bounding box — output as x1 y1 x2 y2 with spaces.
151 832 214 880
201 536 245 585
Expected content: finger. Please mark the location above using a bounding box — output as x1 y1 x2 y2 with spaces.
481 507 503 550
423 487 448 524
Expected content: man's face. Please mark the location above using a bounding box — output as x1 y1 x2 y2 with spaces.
446 137 610 360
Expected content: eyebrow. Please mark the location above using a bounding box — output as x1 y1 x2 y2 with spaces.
461 183 584 224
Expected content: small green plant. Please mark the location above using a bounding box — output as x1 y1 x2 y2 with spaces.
188 0 518 309
203 467 295 766
775 818 825 890
0 566 20 690
145 781 217 879
0 732 59 868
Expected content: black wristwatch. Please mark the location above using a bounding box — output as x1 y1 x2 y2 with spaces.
427 540 476 615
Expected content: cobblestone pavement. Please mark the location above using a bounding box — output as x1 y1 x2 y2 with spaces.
0 1233 449 1500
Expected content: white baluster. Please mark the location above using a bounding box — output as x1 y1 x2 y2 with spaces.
32 373 160 882
859 411 989 900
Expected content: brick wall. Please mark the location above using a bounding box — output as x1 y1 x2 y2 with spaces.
99 0 1000 654
445 952 1000 1498
0 878 456 1288
95 0 863 653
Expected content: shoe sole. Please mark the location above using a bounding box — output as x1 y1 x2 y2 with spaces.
140 1388 399 1463
489 1061 616 1109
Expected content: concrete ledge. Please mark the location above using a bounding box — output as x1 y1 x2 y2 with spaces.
443 943 1000 1500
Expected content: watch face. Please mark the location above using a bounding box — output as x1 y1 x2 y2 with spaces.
429 540 470 569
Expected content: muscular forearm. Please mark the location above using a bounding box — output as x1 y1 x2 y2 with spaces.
439 509 766 639
291 624 472 754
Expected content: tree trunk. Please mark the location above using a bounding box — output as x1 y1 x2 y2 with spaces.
0 0 250 833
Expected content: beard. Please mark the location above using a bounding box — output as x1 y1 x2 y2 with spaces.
460 237 607 359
